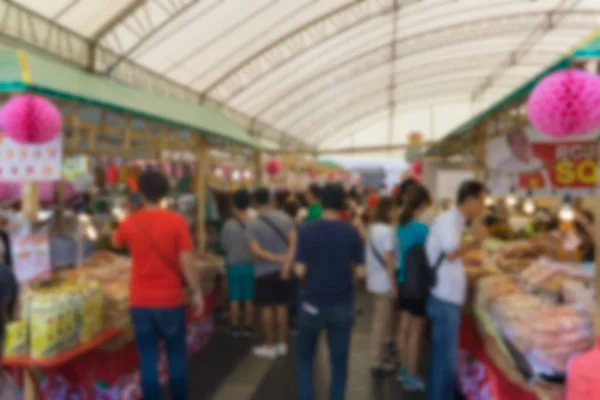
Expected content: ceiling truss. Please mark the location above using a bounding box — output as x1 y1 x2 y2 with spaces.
2 0 599 153
0 0 314 151
242 9 597 122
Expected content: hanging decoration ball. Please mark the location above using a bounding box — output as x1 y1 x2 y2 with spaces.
264 159 282 176
411 159 423 181
527 69 600 138
408 131 423 145
0 95 62 144
405 146 422 163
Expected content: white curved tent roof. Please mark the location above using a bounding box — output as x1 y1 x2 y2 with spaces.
8 0 600 154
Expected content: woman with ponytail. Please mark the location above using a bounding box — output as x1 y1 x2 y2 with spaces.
395 184 432 391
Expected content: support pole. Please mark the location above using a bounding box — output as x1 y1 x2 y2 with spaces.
253 150 263 188
195 135 209 251
22 181 39 224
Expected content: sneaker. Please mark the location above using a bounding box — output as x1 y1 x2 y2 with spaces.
276 343 289 356
397 368 409 383
252 345 278 359
231 328 242 338
403 375 426 392
242 328 254 338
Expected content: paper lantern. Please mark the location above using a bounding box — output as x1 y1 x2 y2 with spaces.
527 70 600 137
408 131 423 145
264 159 282 176
411 159 423 181
405 146 422 163
0 95 62 144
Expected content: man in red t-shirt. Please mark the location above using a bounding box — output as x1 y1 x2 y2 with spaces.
113 171 203 400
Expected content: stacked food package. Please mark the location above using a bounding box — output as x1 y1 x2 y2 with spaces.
3 251 130 360
66 252 131 329
472 238 595 378
4 280 104 359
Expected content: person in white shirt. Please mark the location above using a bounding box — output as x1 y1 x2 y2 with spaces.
425 180 488 400
365 196 398 372
492 129 549 194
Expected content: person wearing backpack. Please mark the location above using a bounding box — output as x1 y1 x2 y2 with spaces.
395 184 432 391
220 189 255 338
425 181 488 400
365 196 398 373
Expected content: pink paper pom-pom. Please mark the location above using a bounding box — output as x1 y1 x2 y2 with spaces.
264 159 282 176
527 70 600 138
0 95 62 144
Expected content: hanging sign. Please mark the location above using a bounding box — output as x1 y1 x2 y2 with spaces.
0 134 62 181
62 155 88 182
11 228 51 283
486 126 597 196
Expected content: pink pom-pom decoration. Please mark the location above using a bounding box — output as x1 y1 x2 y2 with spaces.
411 159 423 181
0 95 62 144
264 159 282 176
527 70 600 138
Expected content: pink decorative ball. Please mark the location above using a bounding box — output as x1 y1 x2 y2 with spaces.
411 159 423 181
527 70 600 138
0 95 62 144
264 159 282 176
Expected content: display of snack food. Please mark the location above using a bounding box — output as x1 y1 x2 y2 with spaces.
474 236 596 377
4 280 104 359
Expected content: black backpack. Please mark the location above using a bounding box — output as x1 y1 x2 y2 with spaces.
403 245 444 300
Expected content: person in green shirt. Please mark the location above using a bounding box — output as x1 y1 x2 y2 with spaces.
305 183 323 223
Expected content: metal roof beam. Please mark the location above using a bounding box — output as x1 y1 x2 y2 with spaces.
471 0 583 100
245 10 596 120
0 1 314 152
275 57 547 131
319 142 434 155
91 0 149 43
309 85 519 147
302 79 524 144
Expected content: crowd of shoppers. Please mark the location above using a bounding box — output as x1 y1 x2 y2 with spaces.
110 167 489 400
215 177 489 400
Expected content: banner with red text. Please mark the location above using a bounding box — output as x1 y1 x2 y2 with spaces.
486 126 597 196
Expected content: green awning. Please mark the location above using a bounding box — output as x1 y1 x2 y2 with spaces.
0 49 257 148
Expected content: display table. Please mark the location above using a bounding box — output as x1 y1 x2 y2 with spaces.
4 328 122 400
4 289 217 400
458 312 565 400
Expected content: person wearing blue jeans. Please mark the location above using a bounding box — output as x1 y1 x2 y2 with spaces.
113 171 204 400
131 307 189 400
294 183 365 400
297 304 354 400
424 180 487 400
426 297 461 399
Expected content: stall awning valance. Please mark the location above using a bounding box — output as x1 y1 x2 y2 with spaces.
0 49 257 149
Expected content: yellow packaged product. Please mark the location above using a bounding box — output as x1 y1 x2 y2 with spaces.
29 292 60 359
3 320 27 357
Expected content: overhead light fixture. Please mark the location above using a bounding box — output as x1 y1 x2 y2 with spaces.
505 186 517 208
523 189 536 215
558 194 574 222
485 196 495 207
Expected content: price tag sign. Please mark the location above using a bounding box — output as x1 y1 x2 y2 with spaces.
11 228 51 283
0 134 62 181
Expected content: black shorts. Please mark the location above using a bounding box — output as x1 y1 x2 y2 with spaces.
396 285 426 317
255 272 290 307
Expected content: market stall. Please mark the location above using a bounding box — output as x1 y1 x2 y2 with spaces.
0 47 257 399
425 32 600 399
